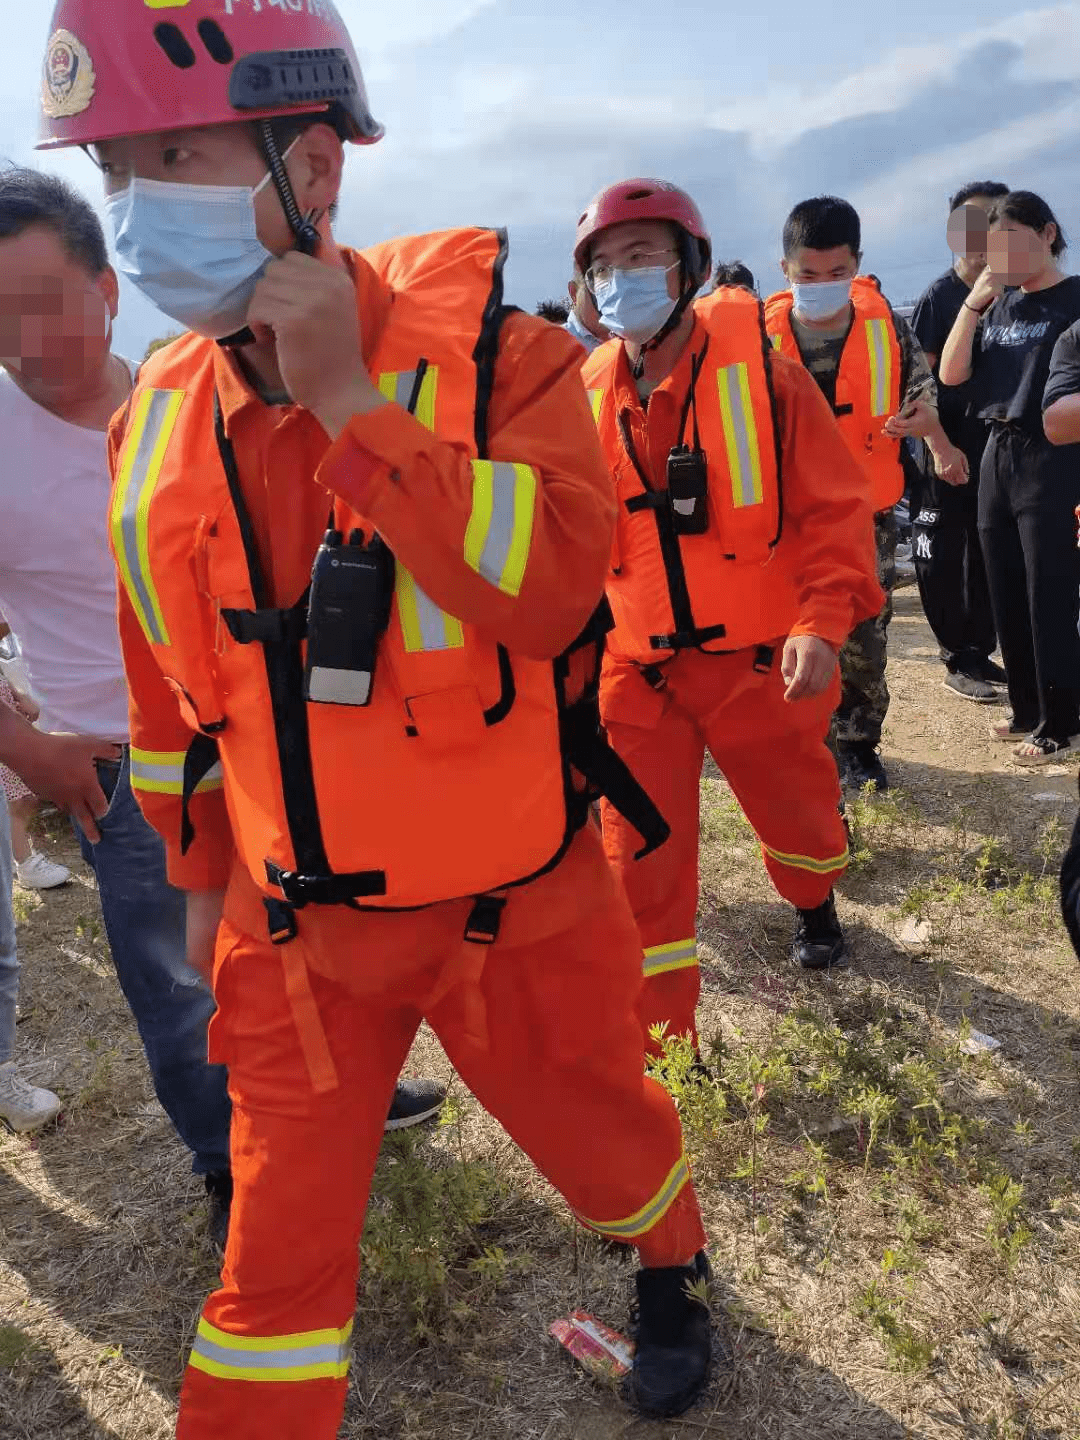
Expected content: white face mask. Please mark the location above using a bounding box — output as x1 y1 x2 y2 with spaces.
791 277 853 323
104 159 286 340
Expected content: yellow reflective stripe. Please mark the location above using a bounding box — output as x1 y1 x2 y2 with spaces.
770 333 782 351
464 461 537 598
376 367 438 431
395 567 464 653
643 937 698 978
865 318 892 418
762 843 850 875
588 388 604 422
111 389 183 646
580 1154 691 1239
716 362 764 508
188 1317 353 1384
129 747 222 796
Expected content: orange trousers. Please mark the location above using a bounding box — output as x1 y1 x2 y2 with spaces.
176 826 705 1440
601 645 848 1054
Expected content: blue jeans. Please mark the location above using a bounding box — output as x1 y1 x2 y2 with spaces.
75 753 230 1174
0 789 16 1064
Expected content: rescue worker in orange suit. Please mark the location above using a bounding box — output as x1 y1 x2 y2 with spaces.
765 196 967 792
38 3 717 1431
576 180 883 1054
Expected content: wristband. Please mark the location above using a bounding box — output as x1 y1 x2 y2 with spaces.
963 302 984 314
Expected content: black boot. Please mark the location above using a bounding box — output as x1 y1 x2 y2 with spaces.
204 1169 233 1252
792 892 846 970
630 1250 711 1417
837 741 889 792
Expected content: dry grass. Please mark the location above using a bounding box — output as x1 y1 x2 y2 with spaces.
2 588 1079 1439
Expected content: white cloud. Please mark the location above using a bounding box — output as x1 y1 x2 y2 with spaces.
708 3 1080 153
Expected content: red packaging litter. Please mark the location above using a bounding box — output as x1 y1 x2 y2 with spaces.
550 1310 634 1380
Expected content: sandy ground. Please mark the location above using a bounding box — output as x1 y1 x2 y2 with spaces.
1 585 1078 1440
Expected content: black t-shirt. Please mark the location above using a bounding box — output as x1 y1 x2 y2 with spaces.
912 267 975 447
1043 319 1080 411
971 275 1080 434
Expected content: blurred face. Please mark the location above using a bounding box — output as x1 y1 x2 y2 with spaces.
987 217 1057 286
0 224 117 389
587 220 683 302
946 199 995 268
568 277 605 338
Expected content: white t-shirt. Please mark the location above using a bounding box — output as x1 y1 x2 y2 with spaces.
0 367 132 740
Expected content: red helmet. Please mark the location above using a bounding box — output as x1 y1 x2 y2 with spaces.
574 178 711 277
37 0 383 151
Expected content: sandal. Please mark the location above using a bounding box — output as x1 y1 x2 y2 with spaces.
1012 736 1074 767
990 716 1033 742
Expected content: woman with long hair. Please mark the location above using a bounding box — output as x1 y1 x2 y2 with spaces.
940 190 1080 764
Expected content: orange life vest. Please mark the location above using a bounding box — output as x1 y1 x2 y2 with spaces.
583 286 796 662
110 228 665 921
764 276 903 511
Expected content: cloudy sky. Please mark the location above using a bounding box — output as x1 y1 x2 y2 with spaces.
2 1 1079 358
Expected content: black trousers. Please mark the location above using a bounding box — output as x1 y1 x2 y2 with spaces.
911 449 997 669
978 425 1080 742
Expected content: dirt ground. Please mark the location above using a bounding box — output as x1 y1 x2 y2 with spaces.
1 585 1079 1440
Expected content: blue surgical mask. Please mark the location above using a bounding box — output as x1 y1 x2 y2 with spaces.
105 166 281 340
791 278 853 323
564 308 604 353
593 266 678 344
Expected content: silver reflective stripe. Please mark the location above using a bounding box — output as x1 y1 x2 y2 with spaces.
415 583 455 651
393 371 418 408
718 364 757 507
191 1336 349 1372
643 939 698 977
867 319 889 416
117 390 178 646
475 462 521 588
130 757 223 790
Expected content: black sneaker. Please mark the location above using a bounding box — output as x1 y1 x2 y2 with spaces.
944 671 998 703
204 1170 233 1252
631 1250 712 1417
837 742 889 792
792 892 846 970
963 655 1007 686
385 1078 447 1132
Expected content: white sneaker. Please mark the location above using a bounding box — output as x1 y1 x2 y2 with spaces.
15 851 71 890
0 1061 61 1133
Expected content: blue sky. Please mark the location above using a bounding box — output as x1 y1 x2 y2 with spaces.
2 1 1079 358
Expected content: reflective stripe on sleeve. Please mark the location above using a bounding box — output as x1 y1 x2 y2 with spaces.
110 389 184 647
464 460 537 598
716 362 764 508
865 318 892 418
376 366 438 431
395 567 465 653
188 1317 353 1384
762 842 850 875
578 1153 691 1240
643 937 698 978
588 388 604 422
129 748 223 797
770 333 782 351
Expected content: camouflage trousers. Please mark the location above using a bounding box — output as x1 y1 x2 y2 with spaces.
830 508 897 751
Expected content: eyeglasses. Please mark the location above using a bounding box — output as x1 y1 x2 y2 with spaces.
586 247 679 290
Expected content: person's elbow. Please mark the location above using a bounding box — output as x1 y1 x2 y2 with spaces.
1042 398 1080 446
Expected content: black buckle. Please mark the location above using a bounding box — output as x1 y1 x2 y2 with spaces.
264 897 298 946
265 860 387 906
222 603 307 647
649 622 727 652
753 645 775 674
464 894 506 946
639 664 668 692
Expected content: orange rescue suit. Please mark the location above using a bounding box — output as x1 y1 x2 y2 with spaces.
584 288 883 1051
109 229 703 1440
764 276 904 512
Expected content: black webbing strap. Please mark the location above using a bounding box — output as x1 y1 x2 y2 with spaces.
567 717 670 860
180 732 223 856
222 594 308 647
264 859 387 907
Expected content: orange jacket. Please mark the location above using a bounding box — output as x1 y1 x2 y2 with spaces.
108 229 626 906
764 276 904 511
582 287 882 665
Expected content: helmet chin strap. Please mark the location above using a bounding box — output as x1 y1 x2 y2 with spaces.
218 120 323 350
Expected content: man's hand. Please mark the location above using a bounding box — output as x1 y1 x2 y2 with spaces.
931 441 970 486
782 634 838 702
246 251 388 439
882 398 938 439
185 888 226 985
4 727 119 842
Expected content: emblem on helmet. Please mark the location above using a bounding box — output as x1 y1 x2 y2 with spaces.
42 29 96 120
